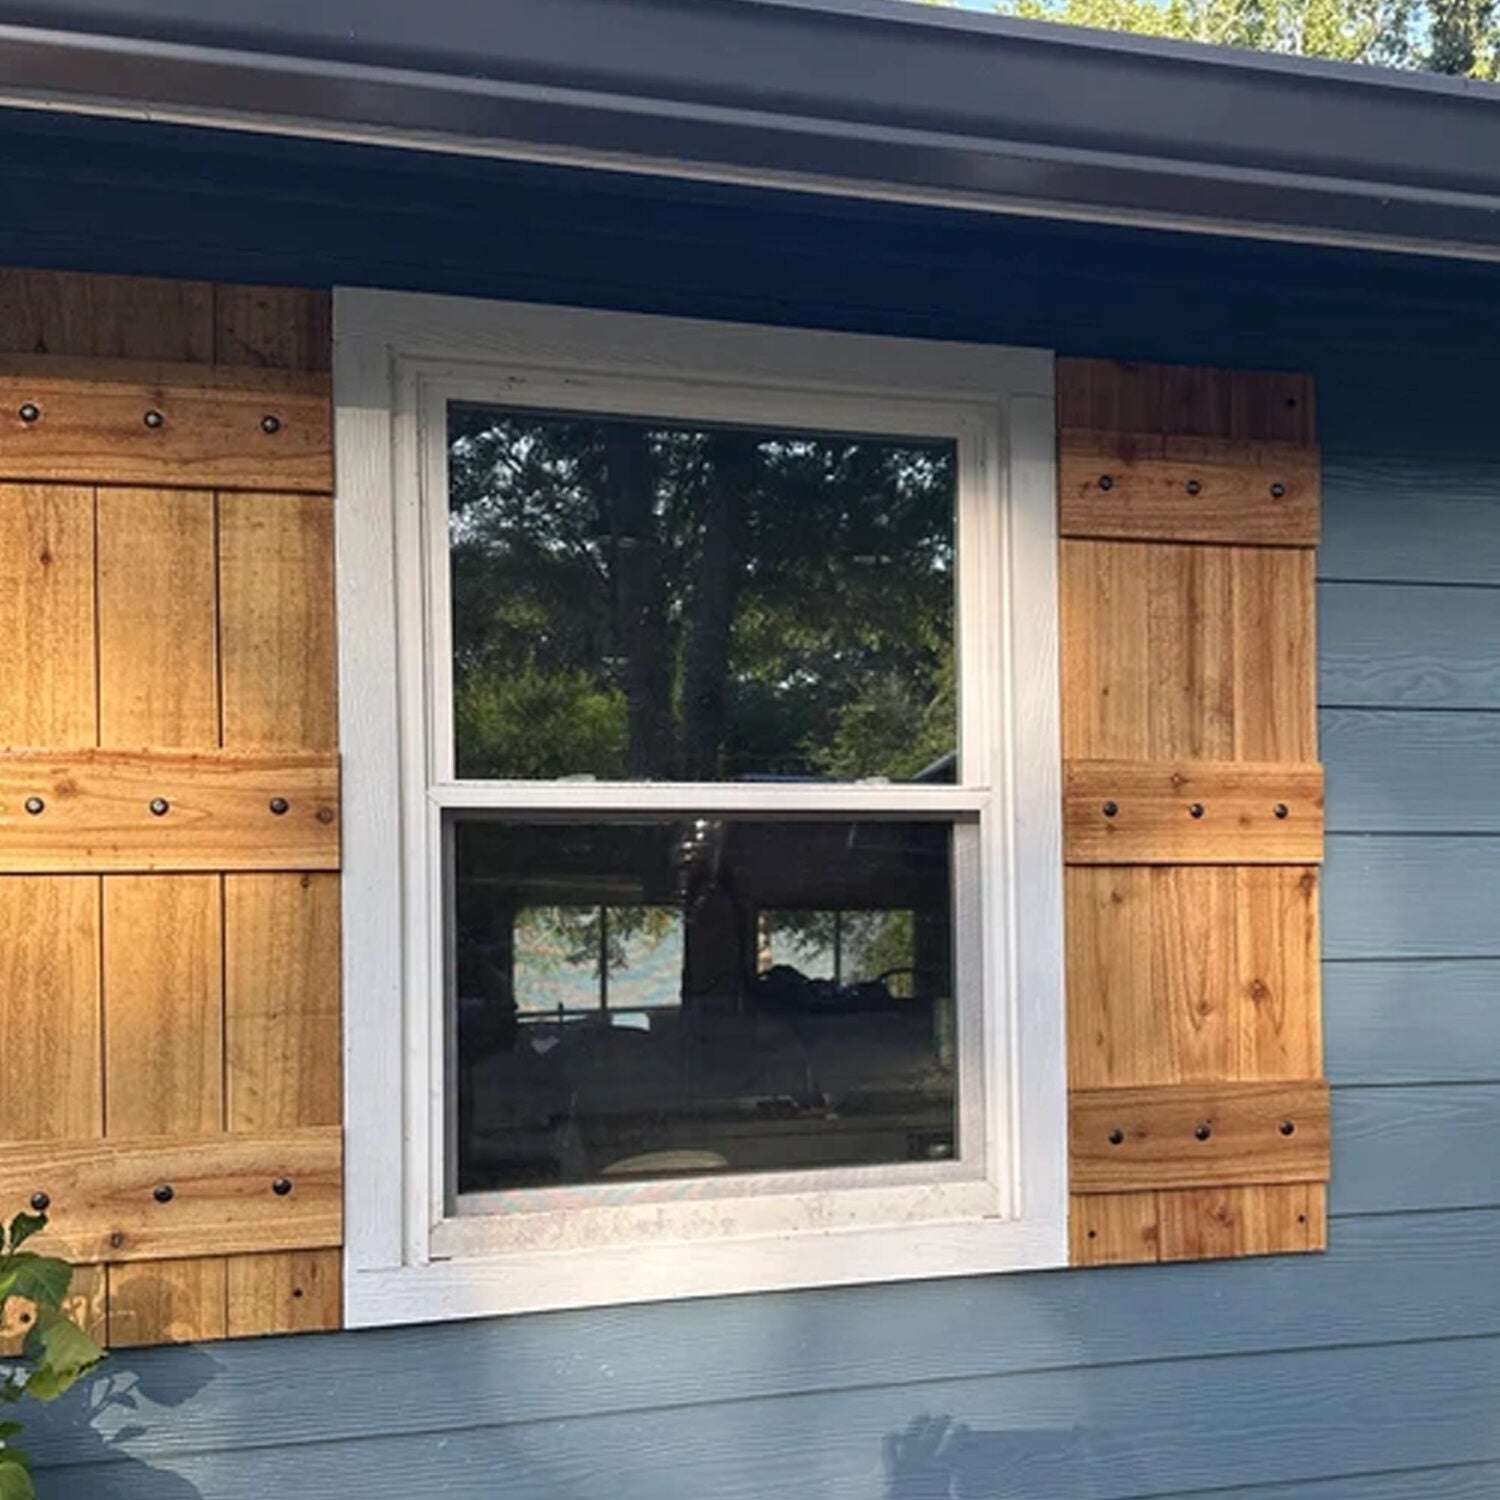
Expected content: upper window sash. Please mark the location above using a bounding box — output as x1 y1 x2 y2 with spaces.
411 367 1004 798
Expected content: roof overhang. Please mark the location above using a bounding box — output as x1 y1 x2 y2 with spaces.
2 0 1500 261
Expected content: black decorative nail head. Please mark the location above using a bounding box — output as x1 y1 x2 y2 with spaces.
1279 1120 1296 1137
1274 803 1289 819
1185 479 1201 496
24 796 44 815
272 1177 293 1197
1098 475 1114 492
260 414 282 435
1189 803 1205 819
17 402 39 424
1108 1129 1125 1146
153 1184 175 1204
143 409 164 429
269 797 290 816
1195 1124 1213 1141
1102 801 1119 818
29 1191 49 1212
1270 482 1287 499
149 797 170 817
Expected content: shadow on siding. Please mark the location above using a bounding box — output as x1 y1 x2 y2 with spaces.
885 1414 1149 1499
31 1349 218 1499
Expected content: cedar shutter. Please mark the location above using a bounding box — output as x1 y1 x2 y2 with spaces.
0 272 342 1346
1058 358 1328 1265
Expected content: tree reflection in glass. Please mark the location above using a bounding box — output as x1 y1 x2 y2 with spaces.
448 405 957 784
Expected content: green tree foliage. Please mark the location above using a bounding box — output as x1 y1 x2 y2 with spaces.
0 1212 105 1499
924 0 1499 75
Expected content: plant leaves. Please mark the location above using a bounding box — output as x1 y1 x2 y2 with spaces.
0 1451 32 1500
19 1307 104 1403
0 1257 69 1313
3 1218 44 1256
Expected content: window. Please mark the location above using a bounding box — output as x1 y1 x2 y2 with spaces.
336 291 1065 1324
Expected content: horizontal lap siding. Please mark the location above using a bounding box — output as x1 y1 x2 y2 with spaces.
12 115 1500 1500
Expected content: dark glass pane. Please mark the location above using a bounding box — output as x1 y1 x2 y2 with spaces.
453 817 958 1193
448 405 956 782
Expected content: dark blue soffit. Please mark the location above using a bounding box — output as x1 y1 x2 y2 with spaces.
0 0 1498 259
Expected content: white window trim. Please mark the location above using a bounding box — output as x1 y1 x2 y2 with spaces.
335 287 1066 1327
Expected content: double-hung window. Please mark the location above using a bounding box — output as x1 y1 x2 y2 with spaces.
336 291 1065 1324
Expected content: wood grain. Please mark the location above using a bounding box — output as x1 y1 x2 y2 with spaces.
1056 359 1316 444
0 356 331 491
1065 759 1323 864
226 873 341 1131
0 271 213 363
214 286 332 373
1158 1183 1327 1261
1059 359 1323 1266
5 1127 341 1263
0 876 101 1143
1070 1080 1329 1193
1062 543 1316 763
227 1249 342 1337
0 748 339 872
1060 428 1319 546
219 492 337 751
102 874 223 1138
107 1258 226 1348
0 484 96 747
1069 1191 1159 1266
96 487 218 749
1066 866 1321 1089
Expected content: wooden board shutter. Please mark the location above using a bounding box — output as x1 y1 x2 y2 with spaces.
0 272 341 1345
1058 359 1328 1266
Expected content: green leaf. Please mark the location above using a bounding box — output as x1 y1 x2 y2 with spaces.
4 1218 44 1256
19 1307 103 1403
0 1451 32 1500
0 1424 20 1441
0 1257 69 1312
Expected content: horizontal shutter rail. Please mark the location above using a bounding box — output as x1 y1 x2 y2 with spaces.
0 749 339 872
1060 428 1319 547
1064 760 1324 865
0 1126 342 1262
0 355 331 491
1070 1081 1329 1193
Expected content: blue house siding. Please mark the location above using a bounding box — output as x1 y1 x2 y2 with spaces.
10 109 1500 1498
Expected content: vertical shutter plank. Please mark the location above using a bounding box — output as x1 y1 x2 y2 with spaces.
1060 540 1151 760
1156 868 1238 1082
107 1258 227 1348
97 477 226 1342
220 477 340 1335
1232 547 1317 761
97 488 219 748
226 1249 341 1337
0 483 96 746
1236 867 1322 1081
1147 544 1234 760
1069 1191 1160 1266
0 876 101 1142
1065 867 1156 1090
225 873 341 1132
219 493 337 750
102 875 223 1137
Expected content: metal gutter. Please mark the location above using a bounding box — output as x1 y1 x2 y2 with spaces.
0 0 1499 260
